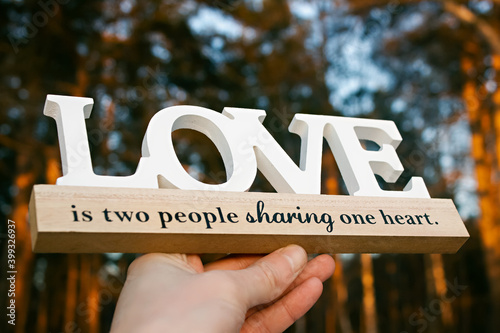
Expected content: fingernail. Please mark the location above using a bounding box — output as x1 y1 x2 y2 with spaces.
277 244 307 272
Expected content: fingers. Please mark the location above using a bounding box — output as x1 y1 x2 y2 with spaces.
284 254 335 293
231 245 308 309
241 277 324 333
127 253 199 277
185 254 205 273
204 254 264 271
245 254 335 318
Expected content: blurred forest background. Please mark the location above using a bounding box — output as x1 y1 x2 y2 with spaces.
1 0 499 332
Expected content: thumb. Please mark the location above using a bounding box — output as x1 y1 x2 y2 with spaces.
232 244 308 308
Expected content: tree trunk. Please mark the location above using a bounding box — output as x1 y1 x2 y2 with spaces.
462 53 500 328
361 254 377 333
12 152 36 333
334 256 354 333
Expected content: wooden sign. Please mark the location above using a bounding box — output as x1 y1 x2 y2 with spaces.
30 185 468 253
29 95 469 253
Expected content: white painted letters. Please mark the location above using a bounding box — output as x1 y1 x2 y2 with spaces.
324 117 429 198
44 94 429 198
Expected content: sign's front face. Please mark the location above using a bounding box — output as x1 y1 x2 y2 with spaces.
29 95 469 254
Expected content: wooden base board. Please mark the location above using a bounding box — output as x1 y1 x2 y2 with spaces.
29 185 469 254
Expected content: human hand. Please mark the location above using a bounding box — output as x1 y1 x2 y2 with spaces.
110 245 335 333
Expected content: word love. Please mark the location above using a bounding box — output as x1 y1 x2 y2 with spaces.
44 95 429 198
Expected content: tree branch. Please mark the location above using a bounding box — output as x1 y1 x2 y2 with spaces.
444 1 500 55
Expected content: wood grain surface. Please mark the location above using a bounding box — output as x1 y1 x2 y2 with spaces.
29 185 469 253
